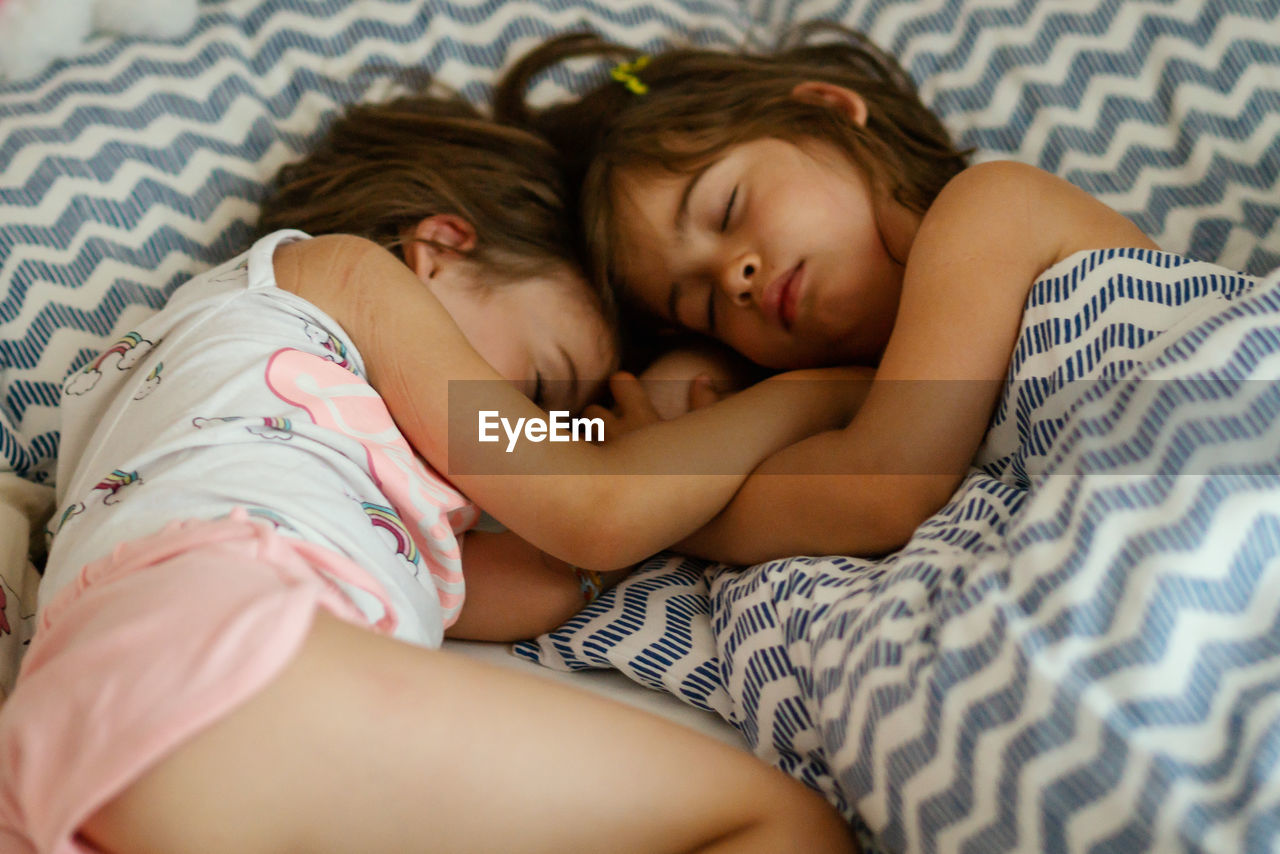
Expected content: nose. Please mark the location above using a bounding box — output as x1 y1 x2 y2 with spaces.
719 250 761 306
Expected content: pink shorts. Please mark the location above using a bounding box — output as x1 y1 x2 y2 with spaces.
0 510 396 854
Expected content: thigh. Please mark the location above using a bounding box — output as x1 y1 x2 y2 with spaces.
82 611 855 854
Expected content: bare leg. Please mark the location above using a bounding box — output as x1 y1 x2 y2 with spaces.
82 611 856 854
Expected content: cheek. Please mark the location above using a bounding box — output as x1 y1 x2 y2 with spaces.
576 331 618 389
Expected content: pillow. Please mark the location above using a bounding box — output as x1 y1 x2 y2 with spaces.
0 0 753 484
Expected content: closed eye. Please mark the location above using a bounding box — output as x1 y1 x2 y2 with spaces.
719 186 738 232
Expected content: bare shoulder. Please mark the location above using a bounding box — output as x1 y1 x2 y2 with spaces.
919 161 1157 266
270 233 461 364
886 162 1156 382
268 232 491 400
271 232 387 305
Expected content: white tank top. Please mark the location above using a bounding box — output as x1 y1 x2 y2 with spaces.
44 230 477 647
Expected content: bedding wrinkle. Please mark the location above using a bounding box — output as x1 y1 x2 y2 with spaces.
522 249 1280 853
1 1 1279 852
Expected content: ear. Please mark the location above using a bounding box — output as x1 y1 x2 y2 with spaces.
402 214 478 282
790 81 868 126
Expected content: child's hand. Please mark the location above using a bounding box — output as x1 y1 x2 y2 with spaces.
585 370 724 442
583 372 660 441
637 344 750 419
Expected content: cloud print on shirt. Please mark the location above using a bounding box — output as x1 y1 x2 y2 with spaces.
65 332 156 396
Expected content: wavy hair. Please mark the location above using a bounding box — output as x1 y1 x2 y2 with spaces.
258 89 582 284
495 24 970 306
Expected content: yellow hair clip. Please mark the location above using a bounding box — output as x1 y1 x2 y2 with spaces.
610 55 651 95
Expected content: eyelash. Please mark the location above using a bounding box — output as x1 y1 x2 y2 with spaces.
719 186 738 232
706 185 739 331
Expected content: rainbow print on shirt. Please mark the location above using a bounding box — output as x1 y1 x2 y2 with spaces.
65 332 156 396
93 469 142 504
362 501 421 567
133 362 164 399
264 348 476 628
192 415 293 441
48 502 86 538
301 319 355 371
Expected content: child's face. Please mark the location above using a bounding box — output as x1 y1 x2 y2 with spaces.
433 263 616 412
611 136 920 370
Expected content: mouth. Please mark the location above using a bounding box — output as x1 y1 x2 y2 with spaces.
761 263 803 331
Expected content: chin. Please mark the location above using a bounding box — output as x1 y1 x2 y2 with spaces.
756 349 830 372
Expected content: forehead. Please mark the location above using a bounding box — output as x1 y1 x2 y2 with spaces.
519 272 615 355
612 164 690 237
546 289 617 405
497 273 614 400
608 165 697 306
506 265 605 327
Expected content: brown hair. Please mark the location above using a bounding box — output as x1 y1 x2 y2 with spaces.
258 89 582 284
494 24 970 314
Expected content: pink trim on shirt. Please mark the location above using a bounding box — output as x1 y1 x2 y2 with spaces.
265 349 475 623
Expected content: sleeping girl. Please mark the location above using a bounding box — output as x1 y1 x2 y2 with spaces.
494 27 1205 565
0 91 861 854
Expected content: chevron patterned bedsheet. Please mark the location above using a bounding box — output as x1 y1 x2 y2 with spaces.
1 0 1278 486
3 0 1280 848
0 0 756 487
518 247 1280 852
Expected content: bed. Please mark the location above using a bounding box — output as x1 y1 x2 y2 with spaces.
2 1 1278 851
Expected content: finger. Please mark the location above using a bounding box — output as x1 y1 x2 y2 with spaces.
583 406 619 440
610 373 659 421
605 372 633 413
688 374 721 411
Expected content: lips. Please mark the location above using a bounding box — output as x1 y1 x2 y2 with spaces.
761 263 803 330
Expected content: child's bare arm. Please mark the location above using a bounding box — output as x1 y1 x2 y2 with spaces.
273 237 865 570
444 530 621 642
678 162 1160 564
585 343 762 440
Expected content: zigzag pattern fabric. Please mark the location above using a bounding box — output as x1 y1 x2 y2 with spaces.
0 0 751 484
519 248 1280 852
3 0 1279 484
3 0 1277 847
530 552 735 716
